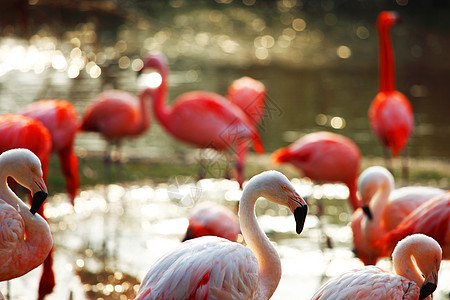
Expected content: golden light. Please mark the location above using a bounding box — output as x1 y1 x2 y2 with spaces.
336 45 351 59
140 72 163 88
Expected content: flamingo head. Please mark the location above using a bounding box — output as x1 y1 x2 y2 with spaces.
252 170 308 234
357 166 394 219
377 11 401 31
141 52 168 75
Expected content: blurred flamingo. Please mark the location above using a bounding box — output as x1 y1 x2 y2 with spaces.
21 99 80 204
143 53 264 188
226 76 266 127
351 166 445 265
0 113 55 300
272 131 361 211
369 11 413 178
182 201 240 242
375 191 449 260
0 149 53 299
134 170 308 300
80 77 153 168
311 234 441 300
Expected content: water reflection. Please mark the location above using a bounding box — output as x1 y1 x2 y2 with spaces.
2 178 449 299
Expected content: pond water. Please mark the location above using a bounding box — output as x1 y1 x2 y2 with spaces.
1 179 450 300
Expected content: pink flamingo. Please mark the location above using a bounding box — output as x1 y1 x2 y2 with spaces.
311 234 441 300
80 83 153 164
0 149 53 298
134 170 308 300
21 99 80 204
226 76 266 127
143 53 264 188
0 114 55 300
369 11 413 177
182 201 240 242
272 131 361 211
351 166 445 265
376 191 450 260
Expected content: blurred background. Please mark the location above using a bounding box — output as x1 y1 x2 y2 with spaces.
0 0 449 299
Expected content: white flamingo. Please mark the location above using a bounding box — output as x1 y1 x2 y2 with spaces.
311 234 442 300
135 170 308 300
0 149 53 297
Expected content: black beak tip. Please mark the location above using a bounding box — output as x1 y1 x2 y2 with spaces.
419 282 437 300
362 206 373 220
294 205 308 234
30 191 48 215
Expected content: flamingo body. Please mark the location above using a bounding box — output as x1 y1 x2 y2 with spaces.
0 149 52 281
182 201 240 242
369 11 414 158
312 234 442 300
135 170 308 300
272 131 361 211
226 76 266 126
161 91 262 152
81 89 151 140
377 192 450 259
21 99 80 202
136 236 258 300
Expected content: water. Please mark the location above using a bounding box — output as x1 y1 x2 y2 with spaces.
1 179 449 299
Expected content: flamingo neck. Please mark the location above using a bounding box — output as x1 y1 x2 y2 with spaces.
239 183 281 300
393 241 427 287
135 88 152 134
364 179 393 242
377 20 396 92
152 66 171 130
0 172 52 280
347 180 360 211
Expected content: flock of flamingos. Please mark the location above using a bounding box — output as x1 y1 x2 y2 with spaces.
0 10 448 300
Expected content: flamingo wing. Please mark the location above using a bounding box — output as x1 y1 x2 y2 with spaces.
135 236 258 300
383 186 445 230
0 200 25 280
311 266 419 300
377 192 450 258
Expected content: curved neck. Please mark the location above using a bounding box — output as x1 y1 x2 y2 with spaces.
377 21 396 92
347 180 360 212
0 172 52 280
134 89 152 135
151 66 171 130
239 185 281 300
364 180 392 240
393 243 425 287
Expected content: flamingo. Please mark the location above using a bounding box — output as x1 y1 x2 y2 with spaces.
352 166 445 265
226 76 266 127
376 191 450 260
311 234 441 300
0 149 53 298
0 113 55 300
142 53 264 188
271 131 361 211
134 170 308 300
369 11 413 178
21 99 80 205
182 201 240 242
80 77 153 167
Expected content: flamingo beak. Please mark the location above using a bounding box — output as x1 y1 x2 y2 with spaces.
362 205 373 220
30 177 48 215
289 193 308 234
419 270 438 300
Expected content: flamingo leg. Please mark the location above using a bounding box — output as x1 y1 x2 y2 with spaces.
383 146 393 174
401 147 409 183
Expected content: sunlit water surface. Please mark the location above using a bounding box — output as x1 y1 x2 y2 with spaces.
1 179 449 300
